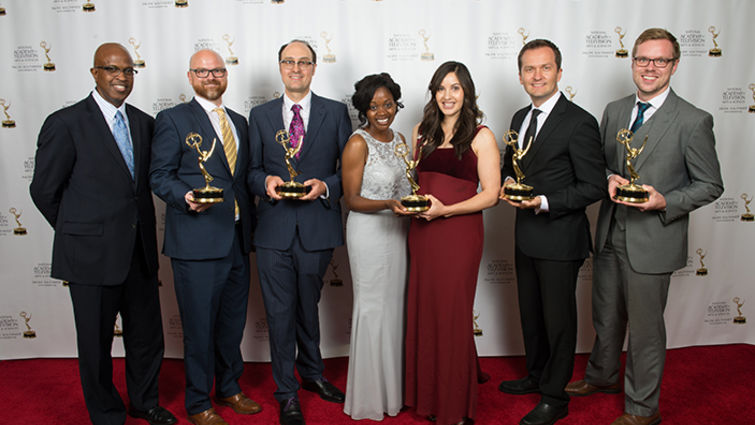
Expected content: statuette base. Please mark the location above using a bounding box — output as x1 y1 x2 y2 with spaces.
615 184 648 203
276 181 310 199
401 194 430 212
504 183 534 202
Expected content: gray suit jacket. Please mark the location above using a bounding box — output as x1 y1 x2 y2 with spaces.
595 89 724 274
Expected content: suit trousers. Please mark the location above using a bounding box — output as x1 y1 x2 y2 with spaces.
515 246 583 407
69 233 164 425
256 231 333 402
585 206 671 416
171 224 250 415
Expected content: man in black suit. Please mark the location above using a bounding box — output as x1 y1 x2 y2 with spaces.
30 43 176 425
248 40 351 425
150 49 259 425
498 39 607 425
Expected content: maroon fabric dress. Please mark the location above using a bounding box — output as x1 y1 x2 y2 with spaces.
405 141 483 425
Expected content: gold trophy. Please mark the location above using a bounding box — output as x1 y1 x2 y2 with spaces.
82 1 95 12
128 37 145 68
185 132 223 204
271 0 285 3
20 311 36 338
175 0 188 7
320 32 336 63
222 34 239 65
614 129 649 203
9 208 27 235
1 98 16 128
732 297 746 324
0 7 6 15
502 130 535 201
615 26 628 58
328 258 343 287
695 248 708 276
565 86 576 102
741 193 754 222
473 310 483 336
518 27 529 45
394 140 430 212
274 130 310 198
748 84 755 113
418 30 434 61
708 26 722 57
40 41 55 71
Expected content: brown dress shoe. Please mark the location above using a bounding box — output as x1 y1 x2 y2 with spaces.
610 412 661 425
188 408 228 425
564 379 620 396
216 392 262 415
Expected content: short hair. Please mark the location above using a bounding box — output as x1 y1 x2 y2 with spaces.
632 28 680 60
351 73 404 127
517 39 562 71
278 39 317 64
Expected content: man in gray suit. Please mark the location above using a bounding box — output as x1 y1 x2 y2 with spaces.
565 28 723 425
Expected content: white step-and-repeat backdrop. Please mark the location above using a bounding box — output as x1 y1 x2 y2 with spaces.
1 0 753 360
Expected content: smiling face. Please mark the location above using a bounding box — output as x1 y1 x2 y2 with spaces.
632 39 678 101
365 86 397 133
435 72 464 118
279 41 316 100
187 50 227 105
90 44 134 107
518 46 562 107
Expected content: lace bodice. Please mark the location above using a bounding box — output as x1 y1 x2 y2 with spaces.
354 128 411 201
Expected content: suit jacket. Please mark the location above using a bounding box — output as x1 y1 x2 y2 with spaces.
503 93 607 261
30 94 158 286
248 93 352 251
150 99 254 260
595 89 724 273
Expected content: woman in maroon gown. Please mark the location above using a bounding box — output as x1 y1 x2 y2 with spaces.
404 61 501 425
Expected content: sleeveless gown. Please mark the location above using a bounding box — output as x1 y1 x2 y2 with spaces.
405 140 483 425
344 128 411 420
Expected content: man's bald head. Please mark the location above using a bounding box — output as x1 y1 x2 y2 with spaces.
187 49 228 105
93 43 132 67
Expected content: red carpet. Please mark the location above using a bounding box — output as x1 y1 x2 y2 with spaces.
1 345 753 424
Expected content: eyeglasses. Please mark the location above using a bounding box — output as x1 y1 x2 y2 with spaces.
279 59 315 68
190 68 228 78
632 57 676 68
94 65 138 76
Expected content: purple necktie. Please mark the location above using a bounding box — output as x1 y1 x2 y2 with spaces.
289 104 305 158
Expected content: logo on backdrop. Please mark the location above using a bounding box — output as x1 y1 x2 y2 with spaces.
0 6 6 15
222 34 238 65
128 37 146 68
327 258 343 287
40 41 55 71
614 26 628 58
732 297 746 324
9 208 26 235
708 26 722 57
749 84 755 113
695 248 708 276
418 29 434 61
175 0 188 7
517 27 529 45
473 310 483 337
565 86 577 101
20 311 36 338
82 1 95 12
320 31 336 63
178 93 188 103
742 193 754 222
1 98 16 128
386 32 418 62
271 0 285 4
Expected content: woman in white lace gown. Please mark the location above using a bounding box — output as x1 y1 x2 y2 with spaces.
342 73 413 421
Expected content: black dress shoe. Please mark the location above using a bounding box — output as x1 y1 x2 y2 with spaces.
128 406 178 425
279 398 305 425
498 376 540 394
519 402 568 425
301 378 345 403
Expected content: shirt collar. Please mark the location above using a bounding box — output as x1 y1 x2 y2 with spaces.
635 86 670 110
194 95 225 113
91 88 127 120
531 91 561 116
283 91 312 111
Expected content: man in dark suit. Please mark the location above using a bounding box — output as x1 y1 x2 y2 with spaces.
498 39 607 425
30 43 176 425
566 29 723 425
248 39 351 425
150 49 259 425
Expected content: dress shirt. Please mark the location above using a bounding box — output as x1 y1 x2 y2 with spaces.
193 95 240 152
92 88 131 138
628 86 670 129
282 91 312 132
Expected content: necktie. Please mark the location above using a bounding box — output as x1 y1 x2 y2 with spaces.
113 110 134 179
289 104 305 158
213 107 239 217
630 102 650 133
522 108 541 148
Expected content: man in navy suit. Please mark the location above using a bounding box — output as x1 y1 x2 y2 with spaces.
30 43 176 425
248 39 352 425
150 49 259 425
498 39 607 425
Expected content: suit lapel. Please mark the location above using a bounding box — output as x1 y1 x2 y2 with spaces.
522 94 567 171
299 93 325 161
85 95 133 182
189 99 232 176
125 104 142 186
633 90 679 171
227 108 247 178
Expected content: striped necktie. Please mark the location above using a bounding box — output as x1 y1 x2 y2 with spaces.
630 102 650 133
214 107 239 217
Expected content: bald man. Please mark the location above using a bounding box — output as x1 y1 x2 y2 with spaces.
31 43 176 425
150 49 258 425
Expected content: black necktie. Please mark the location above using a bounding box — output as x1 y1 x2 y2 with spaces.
630 102 650 133
522 108 542 147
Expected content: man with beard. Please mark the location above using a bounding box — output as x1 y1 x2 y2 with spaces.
151 49 259 425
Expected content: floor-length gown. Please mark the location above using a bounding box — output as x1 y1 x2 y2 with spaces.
344 128 411 420
405 143 483 425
